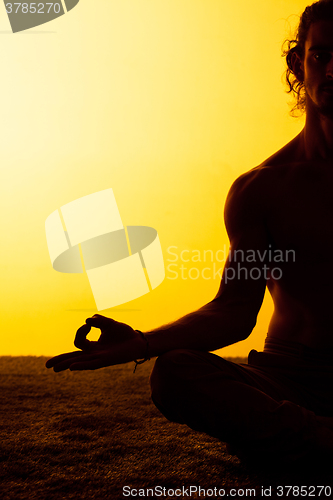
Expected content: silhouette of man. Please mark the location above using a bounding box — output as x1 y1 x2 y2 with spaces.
46 0 333 461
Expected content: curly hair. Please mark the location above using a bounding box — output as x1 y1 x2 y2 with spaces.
282 0 333 116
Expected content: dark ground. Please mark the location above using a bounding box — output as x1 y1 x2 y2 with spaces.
0 356 332 500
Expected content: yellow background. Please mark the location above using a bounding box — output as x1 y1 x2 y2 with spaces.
1 0 307 356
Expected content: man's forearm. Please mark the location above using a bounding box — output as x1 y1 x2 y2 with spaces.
144 298 256 358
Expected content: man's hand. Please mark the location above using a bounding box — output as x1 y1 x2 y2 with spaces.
45 315 146 372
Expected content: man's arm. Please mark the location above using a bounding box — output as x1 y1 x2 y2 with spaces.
46 168 270 371
146 168 270 356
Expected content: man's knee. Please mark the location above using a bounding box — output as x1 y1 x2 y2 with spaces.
150 349 199 423
150 348 237 399
150 349 194 396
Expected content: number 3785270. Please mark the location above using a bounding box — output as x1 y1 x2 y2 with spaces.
5 3 61 14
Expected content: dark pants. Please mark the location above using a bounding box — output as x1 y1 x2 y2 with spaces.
149 339 333 458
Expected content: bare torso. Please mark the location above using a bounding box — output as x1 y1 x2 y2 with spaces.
255 133 333 348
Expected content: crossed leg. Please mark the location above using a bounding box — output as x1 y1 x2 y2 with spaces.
150 349 333 460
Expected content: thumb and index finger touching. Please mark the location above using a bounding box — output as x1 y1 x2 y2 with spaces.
46 315 116 369
85 314 113 328
74 314 116 350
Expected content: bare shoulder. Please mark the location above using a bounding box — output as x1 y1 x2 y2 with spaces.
224 135 303 235
226 134 304 209
226 164 271 203
225 165 275 229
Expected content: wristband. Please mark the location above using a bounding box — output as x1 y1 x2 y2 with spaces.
133 330 150 373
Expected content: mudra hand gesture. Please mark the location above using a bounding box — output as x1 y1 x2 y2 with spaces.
45 315 148 372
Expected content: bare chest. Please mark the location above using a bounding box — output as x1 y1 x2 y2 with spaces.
267 171 333 263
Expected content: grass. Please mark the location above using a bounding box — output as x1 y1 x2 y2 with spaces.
0 356 332 500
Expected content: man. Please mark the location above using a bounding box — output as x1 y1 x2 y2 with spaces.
46 0 333 461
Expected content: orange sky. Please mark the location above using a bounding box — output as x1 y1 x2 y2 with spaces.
0 0 307 356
